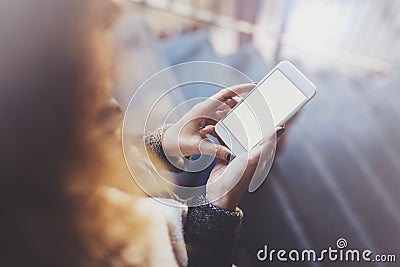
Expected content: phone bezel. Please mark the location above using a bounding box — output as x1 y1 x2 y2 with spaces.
215 61 317 154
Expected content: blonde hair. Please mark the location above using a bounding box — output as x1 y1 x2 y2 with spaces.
0 1 148 266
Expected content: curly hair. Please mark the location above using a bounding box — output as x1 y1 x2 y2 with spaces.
0 1 147 266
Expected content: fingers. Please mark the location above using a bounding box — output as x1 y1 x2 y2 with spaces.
206 126 285 208
216 102 232 111
198 125 216 136
189 84 253 125
255 126 285 146
276 127 285 140
198 125 227 146
198 83 255 112
248 126 285 164
198 138 233 161
215 109 229 119
226 83 256 96
223 97 240 108
215 96 240 113
212 96 240 119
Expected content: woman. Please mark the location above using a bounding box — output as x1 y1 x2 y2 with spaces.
0 0 282 266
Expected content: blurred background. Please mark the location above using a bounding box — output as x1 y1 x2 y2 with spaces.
113 0 400 266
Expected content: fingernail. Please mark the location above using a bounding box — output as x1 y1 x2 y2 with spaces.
226 153 236 162
277 127 285 138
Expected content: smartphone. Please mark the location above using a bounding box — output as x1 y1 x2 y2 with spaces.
215 61 317 156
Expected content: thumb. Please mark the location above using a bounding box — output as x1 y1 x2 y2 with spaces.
198 139 234 161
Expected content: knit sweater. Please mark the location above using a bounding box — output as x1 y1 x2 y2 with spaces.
141 127 244 267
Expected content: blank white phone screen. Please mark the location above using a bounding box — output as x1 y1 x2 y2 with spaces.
221 70 306 150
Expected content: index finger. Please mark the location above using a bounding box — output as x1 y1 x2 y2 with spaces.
198 83 256 111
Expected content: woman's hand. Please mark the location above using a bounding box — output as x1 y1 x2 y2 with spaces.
162 84 255 161
206 127 285 211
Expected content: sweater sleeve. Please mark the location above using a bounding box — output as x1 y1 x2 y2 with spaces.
183 200 243 267
145 126 243 266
